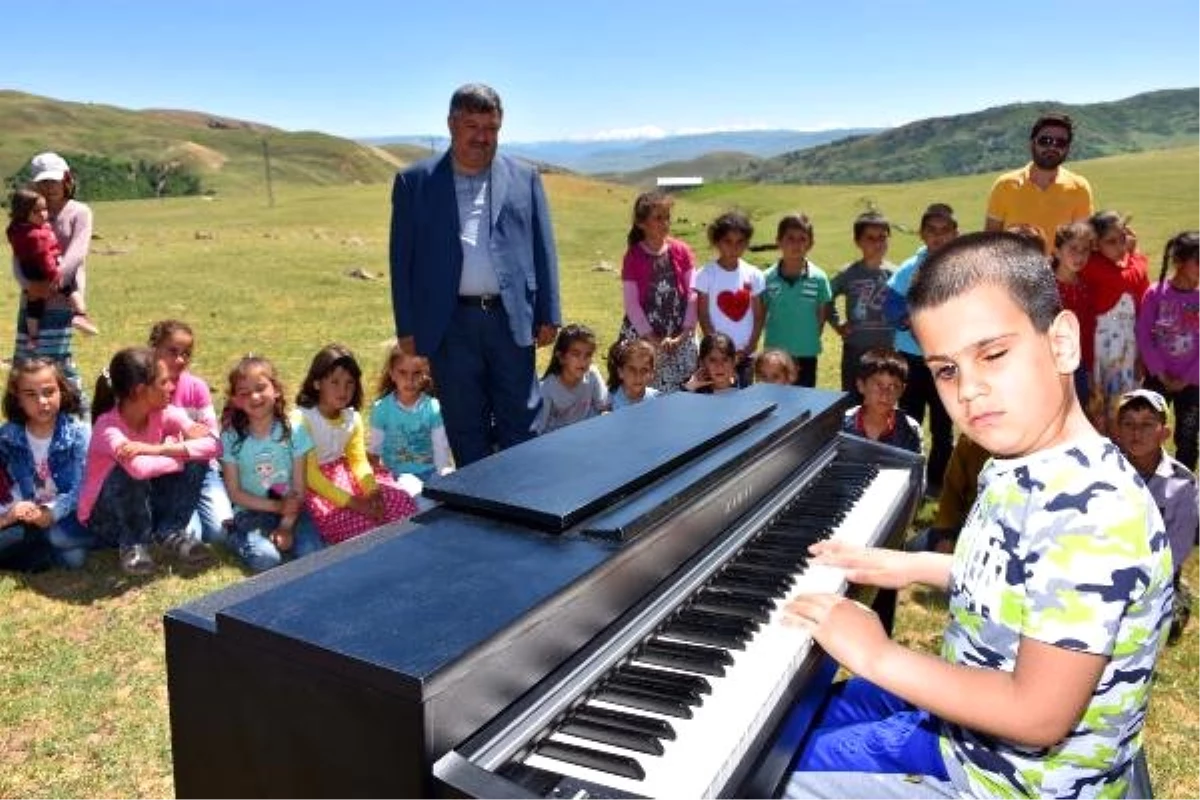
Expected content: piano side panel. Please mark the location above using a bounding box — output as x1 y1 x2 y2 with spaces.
166 612 430 798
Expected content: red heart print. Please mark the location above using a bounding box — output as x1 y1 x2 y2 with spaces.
716 284 751 321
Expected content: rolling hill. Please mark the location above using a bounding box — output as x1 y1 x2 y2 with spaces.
597 150 762 185
0 90 408 194
727 88 1198 184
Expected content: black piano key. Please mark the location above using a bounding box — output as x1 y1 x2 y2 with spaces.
660 619 748 650
605 674 701 705
640 639 731 676
572 704 677 740
722 559 796 581
736 549 803 572
691 590 772 624
674 608 759 637
535 739 646 781
711 574 788 598
616 664 713 696
558 719 665 756
594 685 694 719
740 544 808 568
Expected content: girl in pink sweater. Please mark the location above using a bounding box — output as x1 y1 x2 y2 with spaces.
149 319 234 544
78 347 221 575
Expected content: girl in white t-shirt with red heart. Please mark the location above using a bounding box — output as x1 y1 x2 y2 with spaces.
693 210 766 387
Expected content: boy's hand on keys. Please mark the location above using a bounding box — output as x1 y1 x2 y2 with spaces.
808 540 916 590
783 593 889 677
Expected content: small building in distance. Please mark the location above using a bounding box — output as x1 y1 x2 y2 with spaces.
655 176 704 192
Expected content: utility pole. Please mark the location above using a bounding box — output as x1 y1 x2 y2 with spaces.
261 137 275 207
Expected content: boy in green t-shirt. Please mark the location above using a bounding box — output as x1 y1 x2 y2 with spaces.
761 213 831 387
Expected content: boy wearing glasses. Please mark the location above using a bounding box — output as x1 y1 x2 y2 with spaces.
1114 388 1198 645
984 113 1094 252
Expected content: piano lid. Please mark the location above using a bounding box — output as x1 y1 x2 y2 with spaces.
423 391 778 532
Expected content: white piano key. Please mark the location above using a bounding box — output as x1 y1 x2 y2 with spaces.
524 467 913 798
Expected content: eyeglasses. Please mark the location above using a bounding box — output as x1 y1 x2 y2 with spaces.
163 346 193 360
1035 135 1070 149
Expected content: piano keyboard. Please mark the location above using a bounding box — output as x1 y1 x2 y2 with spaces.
511 462 914 798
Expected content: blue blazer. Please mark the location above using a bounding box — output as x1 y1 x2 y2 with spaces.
389 152 561 354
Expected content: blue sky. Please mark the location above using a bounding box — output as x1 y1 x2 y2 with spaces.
8 0 1197 143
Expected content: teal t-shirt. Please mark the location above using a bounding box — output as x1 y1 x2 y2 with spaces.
940 436 1173 798
219 420 313 510
368 393 445 479
762 261 832 358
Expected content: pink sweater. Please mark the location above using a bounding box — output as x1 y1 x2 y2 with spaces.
76 404 221 522
171 371 219 430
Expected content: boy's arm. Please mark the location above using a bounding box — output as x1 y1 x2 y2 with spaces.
794 596 1107 748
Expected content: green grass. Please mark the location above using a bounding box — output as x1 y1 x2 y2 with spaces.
1 146 1197 797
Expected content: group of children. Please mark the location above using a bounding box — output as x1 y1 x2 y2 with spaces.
0 322 452 575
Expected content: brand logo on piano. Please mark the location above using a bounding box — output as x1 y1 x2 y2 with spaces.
723 483 754 516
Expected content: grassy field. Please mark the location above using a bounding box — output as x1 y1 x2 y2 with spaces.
1 146 1198 797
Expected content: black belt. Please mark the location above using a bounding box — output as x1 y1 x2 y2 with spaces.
458 294 501 310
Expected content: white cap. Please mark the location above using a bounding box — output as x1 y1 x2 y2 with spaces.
30 152 70 183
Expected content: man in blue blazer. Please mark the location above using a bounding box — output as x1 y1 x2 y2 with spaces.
390 84 561 467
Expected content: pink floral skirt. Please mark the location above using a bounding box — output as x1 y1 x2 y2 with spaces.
304 457 418 544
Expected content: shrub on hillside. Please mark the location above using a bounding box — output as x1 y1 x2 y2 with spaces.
3 153 205 203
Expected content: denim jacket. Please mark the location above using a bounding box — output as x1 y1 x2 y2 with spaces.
0 414 90 523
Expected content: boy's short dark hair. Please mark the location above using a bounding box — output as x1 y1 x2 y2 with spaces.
776 212 813 241
856 348 908 384
1031 113 1073 142
919 203 957 232
853 210 891 241
909 231 1062 332
1118 389 1169 424
707 210 754 245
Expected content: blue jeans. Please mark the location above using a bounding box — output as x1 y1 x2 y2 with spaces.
0 514 95 571
187 460 235 545
227 509 325 573
430 303 540 467
783 678 955 798
86 461 208 549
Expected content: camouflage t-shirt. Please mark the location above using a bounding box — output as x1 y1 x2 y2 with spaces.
939 436 1173 798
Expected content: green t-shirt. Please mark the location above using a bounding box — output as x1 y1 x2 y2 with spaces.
762 261 832 358
940 436 1173 798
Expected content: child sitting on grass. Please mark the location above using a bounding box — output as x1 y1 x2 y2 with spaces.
840 348 922 454
783 232 1173 798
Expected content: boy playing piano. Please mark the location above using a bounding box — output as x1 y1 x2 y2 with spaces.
782 232 1173 798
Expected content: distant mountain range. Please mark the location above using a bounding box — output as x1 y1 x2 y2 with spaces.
1 88 1195 194
728 88 1198 184
362 129 881 174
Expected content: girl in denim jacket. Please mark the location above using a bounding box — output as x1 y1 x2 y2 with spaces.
0 357 93 568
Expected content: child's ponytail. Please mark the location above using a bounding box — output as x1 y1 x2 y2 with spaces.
91 347 158 424
1156 235 1176 287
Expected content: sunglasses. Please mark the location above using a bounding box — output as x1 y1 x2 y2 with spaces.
1035 135 1070 149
